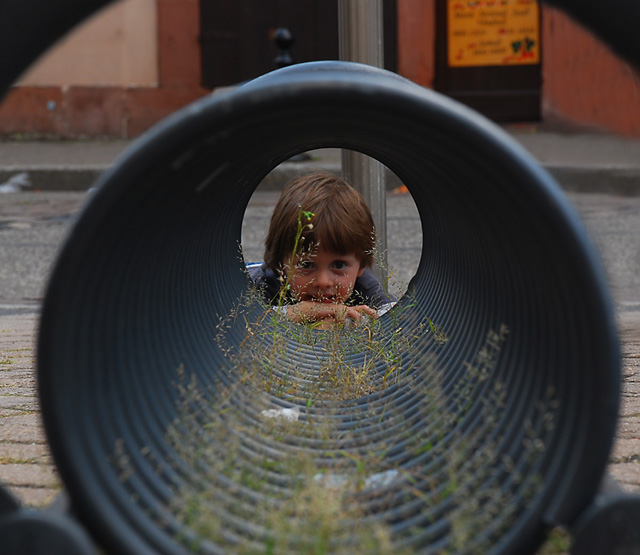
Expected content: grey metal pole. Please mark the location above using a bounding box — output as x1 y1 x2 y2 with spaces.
338 0 388 278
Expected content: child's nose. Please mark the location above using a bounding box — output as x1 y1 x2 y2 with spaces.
315 269 334 289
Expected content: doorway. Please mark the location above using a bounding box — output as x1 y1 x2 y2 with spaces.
200 0 397 88
434 0 542 121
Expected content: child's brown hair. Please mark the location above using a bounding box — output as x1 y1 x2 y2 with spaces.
264 171 376 270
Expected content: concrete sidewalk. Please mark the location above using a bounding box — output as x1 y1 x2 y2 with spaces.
1 126 640 194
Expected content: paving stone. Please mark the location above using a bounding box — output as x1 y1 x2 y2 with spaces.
0 423 47 444
617 417 640 438
610 438 640 463
619 401 640 418
0 442 53 464
608 463 640 493
5 485 60 508
0 396 38 410
0 462 60 488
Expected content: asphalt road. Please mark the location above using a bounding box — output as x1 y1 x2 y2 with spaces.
0 192 87 304
569 192 640 310
0 188 638 311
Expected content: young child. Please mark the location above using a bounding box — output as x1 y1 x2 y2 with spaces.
248 171 393 327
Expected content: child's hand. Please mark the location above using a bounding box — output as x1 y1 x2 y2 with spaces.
288 301 378 327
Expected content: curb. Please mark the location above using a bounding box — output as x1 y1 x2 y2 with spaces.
0 168 104 192
546 166 640 197
1 163 640 196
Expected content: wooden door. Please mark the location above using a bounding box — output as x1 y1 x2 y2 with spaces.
434 0 542 121
200 0 397 88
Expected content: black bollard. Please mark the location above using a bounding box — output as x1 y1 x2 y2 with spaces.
272 26 310 162
0 485 95 555
273 27 294 69
571 493 640 554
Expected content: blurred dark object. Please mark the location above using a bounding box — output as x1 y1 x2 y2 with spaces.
272 28 310 161
273 27 294 68
0 486 95 555
0 0 112 100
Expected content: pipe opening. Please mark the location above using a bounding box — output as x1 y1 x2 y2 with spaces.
241 149 422 300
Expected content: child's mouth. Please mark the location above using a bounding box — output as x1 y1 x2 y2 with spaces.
299 292 339 304
308 294 335 303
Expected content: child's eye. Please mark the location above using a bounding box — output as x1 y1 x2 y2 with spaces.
297 260 314 270
332 261 348 270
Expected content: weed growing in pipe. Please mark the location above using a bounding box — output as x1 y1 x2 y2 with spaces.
152 218 555 552
99 235 560 552
162 305 443 551
148 285 554 553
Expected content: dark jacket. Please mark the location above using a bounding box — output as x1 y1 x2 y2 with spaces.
247 263 394 309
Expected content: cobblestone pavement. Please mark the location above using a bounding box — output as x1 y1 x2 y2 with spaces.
0 190 638 516
610 310 640 490
0 305 60 507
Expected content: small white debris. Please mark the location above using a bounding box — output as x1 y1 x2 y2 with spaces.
313 472 349 490
0 172 31 193
376 302 397 317
363 469 399 490
313 469 400 491
260 405 300 422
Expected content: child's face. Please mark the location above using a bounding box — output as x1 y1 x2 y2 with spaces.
285 248 365 304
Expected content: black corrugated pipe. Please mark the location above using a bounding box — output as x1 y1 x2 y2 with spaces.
35 61 621 553
1 0 638 553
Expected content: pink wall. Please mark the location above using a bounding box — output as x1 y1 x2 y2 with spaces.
542 8 640 135
18 0 158 88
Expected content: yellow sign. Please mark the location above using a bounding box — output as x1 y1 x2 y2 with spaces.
448 0 540 67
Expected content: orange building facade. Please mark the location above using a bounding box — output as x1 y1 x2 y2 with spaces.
1 0 639 138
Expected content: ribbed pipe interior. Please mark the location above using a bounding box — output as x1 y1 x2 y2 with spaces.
37 62 620 554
